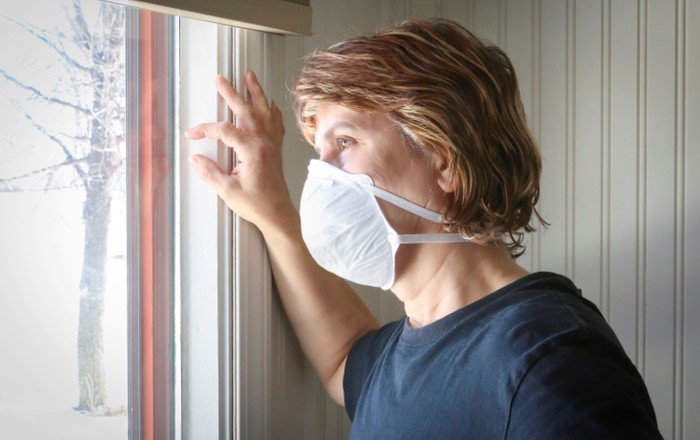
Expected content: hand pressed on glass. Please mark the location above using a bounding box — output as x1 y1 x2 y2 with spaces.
184 72 294 234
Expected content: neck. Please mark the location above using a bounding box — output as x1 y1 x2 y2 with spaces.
391 240 528 328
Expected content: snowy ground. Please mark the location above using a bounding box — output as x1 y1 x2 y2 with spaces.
0 189 128 439
0 392 127 440
1 3 130 437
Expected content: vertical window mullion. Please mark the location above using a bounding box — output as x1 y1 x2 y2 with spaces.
127 8 175 440
178 16 234 439
234 28 275 439
218 24 235 439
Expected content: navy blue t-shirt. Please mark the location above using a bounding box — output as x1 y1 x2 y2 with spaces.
344 272 662 439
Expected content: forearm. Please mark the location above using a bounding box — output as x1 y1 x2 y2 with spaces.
261 216 379 392
184 73 378 403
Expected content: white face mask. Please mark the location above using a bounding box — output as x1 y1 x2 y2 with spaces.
299 159 471 290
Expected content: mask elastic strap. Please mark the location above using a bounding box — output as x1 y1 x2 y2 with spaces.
366 186 444 223
365 185 476 244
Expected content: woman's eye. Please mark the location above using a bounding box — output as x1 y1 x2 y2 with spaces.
336 137 353 151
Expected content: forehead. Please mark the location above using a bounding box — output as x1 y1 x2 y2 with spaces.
313 102 396 140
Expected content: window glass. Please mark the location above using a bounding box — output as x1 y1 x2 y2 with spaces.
0 1 128 438
0 1 253 437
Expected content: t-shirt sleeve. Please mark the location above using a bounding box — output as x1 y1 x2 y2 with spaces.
506 341 663 440
343 319 403 421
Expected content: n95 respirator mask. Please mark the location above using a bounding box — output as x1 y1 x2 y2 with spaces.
299 159 471 290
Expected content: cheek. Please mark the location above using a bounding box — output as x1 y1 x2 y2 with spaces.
388 154 435 199
364 159 400 195
361 143 409 189
377 161 438 227
341 157 377 176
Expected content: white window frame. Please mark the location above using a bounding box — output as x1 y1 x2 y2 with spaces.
178 17 276 439
232 28 278 440
178 16 233 438
106 0 312 35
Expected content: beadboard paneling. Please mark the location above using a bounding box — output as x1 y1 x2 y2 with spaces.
266 0 699 438
608 0 641 370
535 0 570 276
645 0 678 435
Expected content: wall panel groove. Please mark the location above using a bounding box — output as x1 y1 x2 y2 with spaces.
645 0 677 434
533 0 542 270
636 0 648 378
538 0 568 275
566 0 576 279
674 0 686 438
609 0 640 364
601 0 611 319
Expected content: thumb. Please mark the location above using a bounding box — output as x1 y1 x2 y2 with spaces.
189 154 240 198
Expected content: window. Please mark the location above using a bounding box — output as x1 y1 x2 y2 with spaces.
0 2 188 438
0 1 129 438
1 0 295 438
0 2 180 438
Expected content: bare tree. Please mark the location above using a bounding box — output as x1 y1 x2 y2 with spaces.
0 0 125 414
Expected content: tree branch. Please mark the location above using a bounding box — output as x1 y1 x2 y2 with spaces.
4 17 92 75
0 158 87 192
0 181 85 193
8 98 89 184
68 0 92 53
0 68 91 116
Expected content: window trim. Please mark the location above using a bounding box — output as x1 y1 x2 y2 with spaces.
126 7 177 440
105 0 312 35
231 28 278 439
132 13 280 438
178 16 236 439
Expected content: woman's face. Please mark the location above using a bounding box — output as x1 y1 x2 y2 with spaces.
312 102 446 236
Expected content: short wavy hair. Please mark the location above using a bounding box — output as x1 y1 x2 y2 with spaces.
293 18 545 257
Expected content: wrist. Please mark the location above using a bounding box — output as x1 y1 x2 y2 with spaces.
258 209 303 246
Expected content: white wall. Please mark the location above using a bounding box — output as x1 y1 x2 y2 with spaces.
267 0 700 439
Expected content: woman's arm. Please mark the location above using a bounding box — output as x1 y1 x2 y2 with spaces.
184 72 379 405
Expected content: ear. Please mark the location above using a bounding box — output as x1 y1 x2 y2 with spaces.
434 156 458 193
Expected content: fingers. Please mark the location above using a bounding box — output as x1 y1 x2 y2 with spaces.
189 154 240 196
245 71 271 112
270 100 286 138
213 72 270 114
215 74 249 116
185 73 282 161
183 125 207 140
184 121 245 148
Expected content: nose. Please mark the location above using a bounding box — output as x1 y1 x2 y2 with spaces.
318 145 340 167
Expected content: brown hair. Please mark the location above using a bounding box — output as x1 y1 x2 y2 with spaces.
293 18 546 257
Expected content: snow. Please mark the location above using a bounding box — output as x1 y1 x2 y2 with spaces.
0 188 128 439
1 2 131 437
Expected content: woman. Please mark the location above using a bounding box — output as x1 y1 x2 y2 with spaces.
186 18 661 439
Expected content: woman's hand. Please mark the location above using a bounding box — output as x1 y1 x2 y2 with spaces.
185 72 295 234
187 74 378 406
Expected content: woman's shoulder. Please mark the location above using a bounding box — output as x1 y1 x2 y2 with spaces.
463 272 624 364
487 271 607 333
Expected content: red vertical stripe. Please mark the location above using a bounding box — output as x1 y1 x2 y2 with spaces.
138 10 155 440
132 10 171 439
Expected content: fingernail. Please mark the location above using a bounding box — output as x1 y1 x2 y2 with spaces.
215 74 229 86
